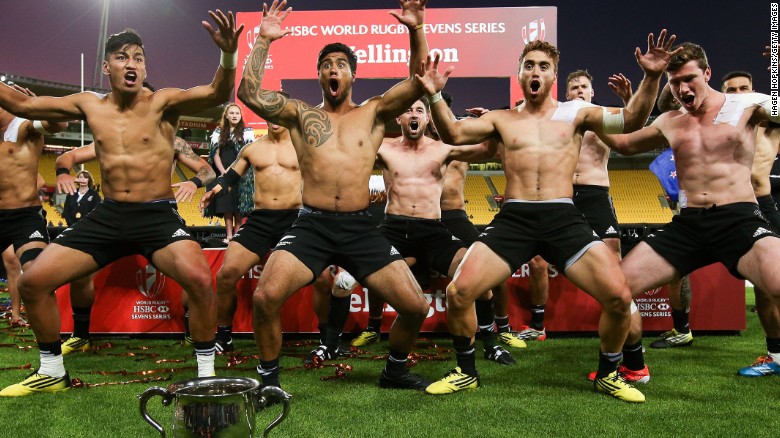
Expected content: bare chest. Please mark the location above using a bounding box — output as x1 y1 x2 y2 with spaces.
250 145 299 173
667 116 753 161
0 140 36 169
384 147 447 181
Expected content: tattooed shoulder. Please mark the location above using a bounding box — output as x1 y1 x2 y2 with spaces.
294 101 333 148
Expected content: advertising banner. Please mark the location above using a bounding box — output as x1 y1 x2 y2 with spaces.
234 7 558 128
56 250 745 334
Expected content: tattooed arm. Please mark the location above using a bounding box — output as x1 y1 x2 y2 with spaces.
171 137 216 203
173 137 215 185
237 1 334 148
237 0 298 127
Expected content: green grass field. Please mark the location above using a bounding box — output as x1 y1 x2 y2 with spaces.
0 288 777 438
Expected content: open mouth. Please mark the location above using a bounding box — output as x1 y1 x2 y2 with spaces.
124 71 137 85
329 79 339 97
680 94 695 105
410 120 419 131
530 80 541 93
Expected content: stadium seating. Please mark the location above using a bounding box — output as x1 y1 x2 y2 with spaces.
608 170 674 224
38 152 673 229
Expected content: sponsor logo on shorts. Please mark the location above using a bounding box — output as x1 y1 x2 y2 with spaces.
171 228 190 238
753 227 772 238
28 230 45 240
451 235 460 241
605 226 617 235
592 230 599 238
277 235 295 247
390 246 400 256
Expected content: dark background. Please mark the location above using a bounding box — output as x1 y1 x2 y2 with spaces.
0 0 771 112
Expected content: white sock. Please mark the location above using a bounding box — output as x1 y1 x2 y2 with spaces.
768 351 780 363
195 347 216 377
39 352 66 378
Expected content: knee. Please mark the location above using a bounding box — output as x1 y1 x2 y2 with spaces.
446 281 473 311
183 269 214 298
216 266 243 292
17 273 45 301
603 289 632 317
252 283 281 317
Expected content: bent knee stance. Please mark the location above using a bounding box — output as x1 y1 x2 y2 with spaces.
216 266 244 292
252 284 284 317
603 291 632 317
446 281 475 311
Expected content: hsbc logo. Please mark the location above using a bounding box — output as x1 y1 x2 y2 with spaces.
136 264 166 298
521 19 546 44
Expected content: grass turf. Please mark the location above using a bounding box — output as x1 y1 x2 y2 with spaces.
0 288 777 437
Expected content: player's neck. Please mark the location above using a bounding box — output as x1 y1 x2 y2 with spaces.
402 135 426 149
110 89 140 110
522 95 557 113
695 87 722 115
269 131 290 144
320 93 356 114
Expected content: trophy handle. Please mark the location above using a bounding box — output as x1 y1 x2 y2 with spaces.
138 386 174 437
256 386 292 437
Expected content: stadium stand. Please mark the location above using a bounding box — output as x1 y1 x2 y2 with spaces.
487 170 673 226
464 175 497 225
608 170 674 224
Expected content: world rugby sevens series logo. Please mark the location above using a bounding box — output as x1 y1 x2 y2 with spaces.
521 19 546 44
136 264 166 298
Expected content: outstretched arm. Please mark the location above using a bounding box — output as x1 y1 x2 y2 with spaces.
608 74 633 106
389 0 428 77
0 82 86 122
12 85 69 134
417 55 494 145
237 0 299 127
597 118 668 156
446 141 498 163
622 30 681 132
55 143 97 195
375 0 429 122
171 137 216 203
165 10 244 114
588 30 681 135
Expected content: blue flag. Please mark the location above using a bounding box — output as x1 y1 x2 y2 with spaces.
649 148 679 202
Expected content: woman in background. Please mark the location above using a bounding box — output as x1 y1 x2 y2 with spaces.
62 170 100 227
206 104 255 242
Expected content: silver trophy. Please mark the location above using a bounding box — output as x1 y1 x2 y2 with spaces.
138 376 291 437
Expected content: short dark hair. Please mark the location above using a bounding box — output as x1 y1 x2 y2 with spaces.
417 96 430 112
566 69 593 87
667 42 708 73
657 83 680 113
317 43 357 75
720 70 752 86
105 28 145 59
520 40 560 73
